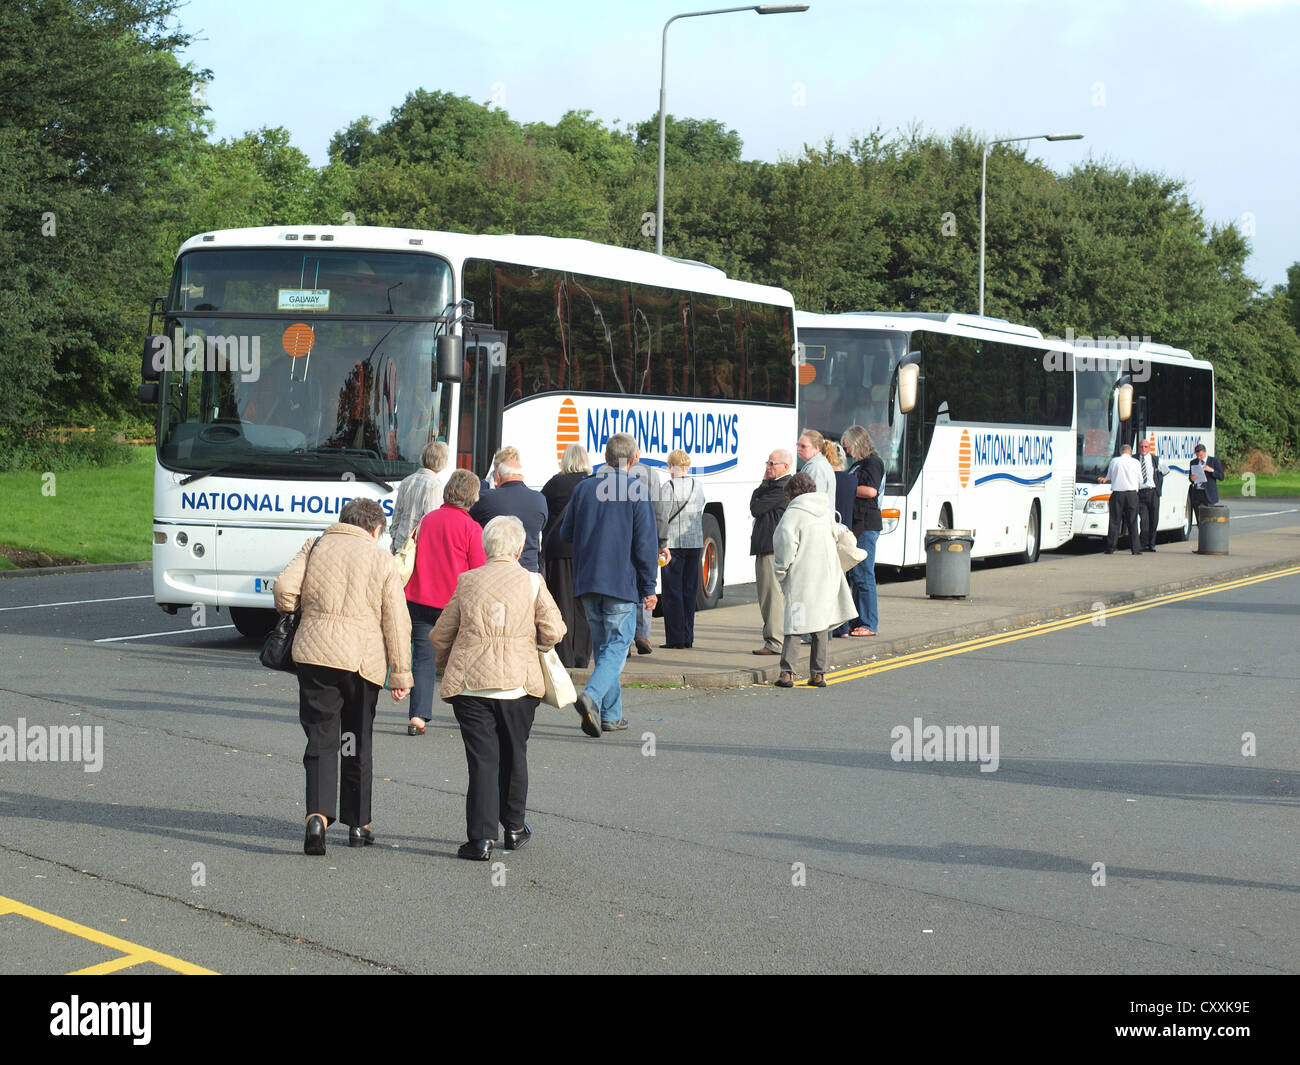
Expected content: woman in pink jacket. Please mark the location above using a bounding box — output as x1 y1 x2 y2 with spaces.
404 468 487 735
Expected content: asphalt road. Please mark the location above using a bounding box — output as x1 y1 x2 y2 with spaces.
0 504 1296 974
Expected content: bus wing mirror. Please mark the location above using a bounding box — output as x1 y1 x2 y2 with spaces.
897 362 919 415
143 334 167 381
1117 381 1133 422
435 334 463 385
137 382 159 405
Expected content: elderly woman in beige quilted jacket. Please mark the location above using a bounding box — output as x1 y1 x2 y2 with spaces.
431 515 565 861
275 498 413 856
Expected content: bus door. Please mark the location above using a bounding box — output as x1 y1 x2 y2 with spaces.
456 326 507 479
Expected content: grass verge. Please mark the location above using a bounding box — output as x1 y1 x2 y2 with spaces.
0 447 153 565
1219 472 1300 498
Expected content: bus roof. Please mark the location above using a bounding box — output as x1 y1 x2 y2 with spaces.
795 310 1047 342
176 225 794 308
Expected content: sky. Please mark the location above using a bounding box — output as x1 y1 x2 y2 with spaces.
174 0 1298 289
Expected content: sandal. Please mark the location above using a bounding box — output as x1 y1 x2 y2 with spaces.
407 720 426 736
850 627 875 637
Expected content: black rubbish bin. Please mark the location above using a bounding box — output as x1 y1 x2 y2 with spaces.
925 529 975 598
1196 505 1230 555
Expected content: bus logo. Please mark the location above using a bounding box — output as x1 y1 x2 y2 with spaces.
556 396 580 468
958 429 971 487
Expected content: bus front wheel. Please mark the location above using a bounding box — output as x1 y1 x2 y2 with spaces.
230 607 277 640
1174 500 1192 542
697 513 724 610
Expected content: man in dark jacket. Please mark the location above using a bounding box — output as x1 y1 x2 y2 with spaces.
469 446 548 573
559 433 659 734
1135 438 1164 552
749 448 792 655
1189 442 1225 524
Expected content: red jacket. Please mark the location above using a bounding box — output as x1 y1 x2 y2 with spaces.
405 504 486 609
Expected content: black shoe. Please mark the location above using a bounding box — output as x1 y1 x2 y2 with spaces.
348 826 374 848
407 723 426 736
457 839 492 861
304 815 326 856
1147 546 1157 552
601 717 629 732
1104 549 1114 555
503 823 532 851
635 638 653 655
660 642 685 649
808 673 827 688
575 692 602 738
775 672 794 688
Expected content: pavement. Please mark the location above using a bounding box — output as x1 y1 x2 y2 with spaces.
573 512 1300 688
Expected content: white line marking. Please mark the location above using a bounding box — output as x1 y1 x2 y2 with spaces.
1226 509 1299 519
94 626 237 643
0 595 153 613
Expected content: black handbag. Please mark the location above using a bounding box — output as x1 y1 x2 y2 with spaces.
260 538 319 673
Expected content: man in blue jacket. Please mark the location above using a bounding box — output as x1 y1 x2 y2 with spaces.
560 432 659 736
469 446 548 573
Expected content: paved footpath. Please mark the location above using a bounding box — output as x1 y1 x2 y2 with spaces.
586 514 1300 687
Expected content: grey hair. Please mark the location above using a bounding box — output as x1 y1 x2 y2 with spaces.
770 448 793 467
340 498 386 533
841 425 876 461
482 514 526 559
421 440 449 472
605 432 636 469
560 443 593 475
443 468 481 510
495 458 523 480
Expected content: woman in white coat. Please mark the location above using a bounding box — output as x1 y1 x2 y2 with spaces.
771 471 856 688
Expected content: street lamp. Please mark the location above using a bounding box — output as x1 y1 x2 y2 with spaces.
978 132 1083 316
655 4 810 255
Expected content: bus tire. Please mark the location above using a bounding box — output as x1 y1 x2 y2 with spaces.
230 606 277 640
1023 501 1041 564
697 513 724 610
1174 500 1192 542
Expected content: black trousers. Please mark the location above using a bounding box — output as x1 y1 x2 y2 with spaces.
662 547 701 646
1137 487 1158 549
451 694 538 842
298 663 379 827
543 555 592 668
1107 490 1140 553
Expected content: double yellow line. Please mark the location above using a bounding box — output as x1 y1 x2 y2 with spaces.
824 565 1300 686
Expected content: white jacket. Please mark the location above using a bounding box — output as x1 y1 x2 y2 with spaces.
772 492 856 635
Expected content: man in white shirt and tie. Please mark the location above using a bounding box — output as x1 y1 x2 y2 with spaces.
1135 439 1163 552
1099 443 1143 555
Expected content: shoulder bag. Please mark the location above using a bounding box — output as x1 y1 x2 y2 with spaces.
394 515 422 586
260 537 320 673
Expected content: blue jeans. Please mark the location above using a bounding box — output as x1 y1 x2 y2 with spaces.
579 594 637 723
407 601 442 722
848 529 879 632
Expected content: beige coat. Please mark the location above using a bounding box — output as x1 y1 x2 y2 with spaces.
772 491 856 634
274 523 414 689
431 557 566 700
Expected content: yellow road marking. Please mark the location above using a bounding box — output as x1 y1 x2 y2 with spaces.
823 565 1300 686
0 894 218 975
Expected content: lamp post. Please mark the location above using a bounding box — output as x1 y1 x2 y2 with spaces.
978 132 1083 315
655 4 810 255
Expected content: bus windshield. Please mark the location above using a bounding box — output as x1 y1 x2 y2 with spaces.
797 328 909 481
156 249 454 481
1075 362 1123 483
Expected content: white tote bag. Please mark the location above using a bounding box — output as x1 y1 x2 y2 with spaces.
530 574 577 708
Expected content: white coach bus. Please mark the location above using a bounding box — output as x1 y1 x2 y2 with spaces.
138 225 797 636
1072 340 1215 543
795 311 1077 568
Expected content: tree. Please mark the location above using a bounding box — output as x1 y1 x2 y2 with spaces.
0 0 205 435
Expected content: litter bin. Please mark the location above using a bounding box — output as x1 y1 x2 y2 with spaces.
925 529 975 598
1196 505 1230 555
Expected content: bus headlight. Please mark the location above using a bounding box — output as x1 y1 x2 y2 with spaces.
1084 498 1109 513
881 508 900 535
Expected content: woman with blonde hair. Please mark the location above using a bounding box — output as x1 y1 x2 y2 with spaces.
540 443 594 667
660 449 706 649
841 424 884 637
403 468 487 735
